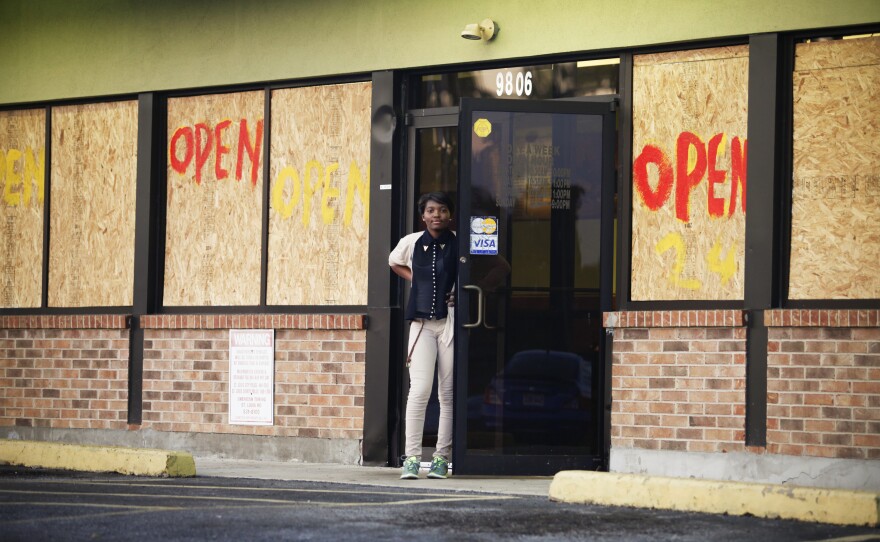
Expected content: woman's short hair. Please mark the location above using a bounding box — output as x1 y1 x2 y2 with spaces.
418 192 454 215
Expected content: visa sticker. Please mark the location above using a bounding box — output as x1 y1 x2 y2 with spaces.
470 216 498 255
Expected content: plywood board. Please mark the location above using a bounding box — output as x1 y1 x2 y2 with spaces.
789 36 880 299
164 91 265 306
631 46 749 301
267 82 371 305
49 101 138 307
0 108 45 308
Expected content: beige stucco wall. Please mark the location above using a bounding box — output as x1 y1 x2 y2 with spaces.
1 0 878 104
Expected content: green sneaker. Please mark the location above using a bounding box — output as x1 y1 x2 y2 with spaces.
427 456 449 479
400 456 420 479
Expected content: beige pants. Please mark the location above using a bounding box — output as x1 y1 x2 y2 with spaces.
404 318 454 460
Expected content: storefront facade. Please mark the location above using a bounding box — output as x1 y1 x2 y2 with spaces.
1 1 878 489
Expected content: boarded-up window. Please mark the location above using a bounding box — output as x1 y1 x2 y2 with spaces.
631 46 748 301
49 101 138 307
164 91 265 306
1 109 45 308
267 82 371 305
789 36 880 300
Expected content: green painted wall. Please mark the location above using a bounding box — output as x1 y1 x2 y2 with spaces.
1 0 878 104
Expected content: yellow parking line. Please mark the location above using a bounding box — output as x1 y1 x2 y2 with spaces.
312 495 518 507
0 489 309 506
1 501 181 526
0 488 516 508
29 480 496 499
809 536 880 542
2 501 176 510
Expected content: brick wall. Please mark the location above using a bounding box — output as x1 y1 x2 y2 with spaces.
766 309 880 460
607 309 880 462
1 313 366 449
139 314 366 440
605 310 747 453
0 316 130 430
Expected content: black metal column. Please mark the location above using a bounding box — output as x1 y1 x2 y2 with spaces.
129 93 163 424
362 71 403 465
744 34 785 446
617 53 634 311
41 108 52 309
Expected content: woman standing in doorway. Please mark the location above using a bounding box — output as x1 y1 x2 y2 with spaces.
389 192 458 479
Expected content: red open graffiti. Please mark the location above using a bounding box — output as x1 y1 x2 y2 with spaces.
633 131 747 221
169 119 264 186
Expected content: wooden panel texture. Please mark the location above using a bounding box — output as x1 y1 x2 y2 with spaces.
631 46 749 301
164 91 265 306
267 82 371 305
49 101 138 307
789 36 880 300
1 108 45 308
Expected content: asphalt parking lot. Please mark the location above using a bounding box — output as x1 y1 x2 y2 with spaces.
1 466 878 542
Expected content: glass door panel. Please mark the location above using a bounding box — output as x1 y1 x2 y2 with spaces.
410 126 458 453
454 98 615 475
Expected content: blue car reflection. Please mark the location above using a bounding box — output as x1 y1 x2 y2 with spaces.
481 349 592 436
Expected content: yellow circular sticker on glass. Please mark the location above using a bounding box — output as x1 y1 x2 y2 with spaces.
473 118 492 138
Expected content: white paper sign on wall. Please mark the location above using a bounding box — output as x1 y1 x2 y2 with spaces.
228 329 275 426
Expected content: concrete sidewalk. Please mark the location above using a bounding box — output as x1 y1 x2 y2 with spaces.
195 456 553 497
0 438 551 496
2 439 877 526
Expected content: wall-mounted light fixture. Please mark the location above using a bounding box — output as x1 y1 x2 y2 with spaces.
461 19 498 41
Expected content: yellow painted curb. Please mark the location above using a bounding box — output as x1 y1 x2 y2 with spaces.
0 439 196 477
550 471 879 527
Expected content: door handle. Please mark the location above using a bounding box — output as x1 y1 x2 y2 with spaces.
482 291 497 330
462 285 484 328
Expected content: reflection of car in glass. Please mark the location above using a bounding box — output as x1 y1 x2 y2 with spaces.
482 349 592 436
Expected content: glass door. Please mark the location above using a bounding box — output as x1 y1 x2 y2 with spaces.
454 98 615 475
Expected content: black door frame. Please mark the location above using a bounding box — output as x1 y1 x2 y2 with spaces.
453 97 617 475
